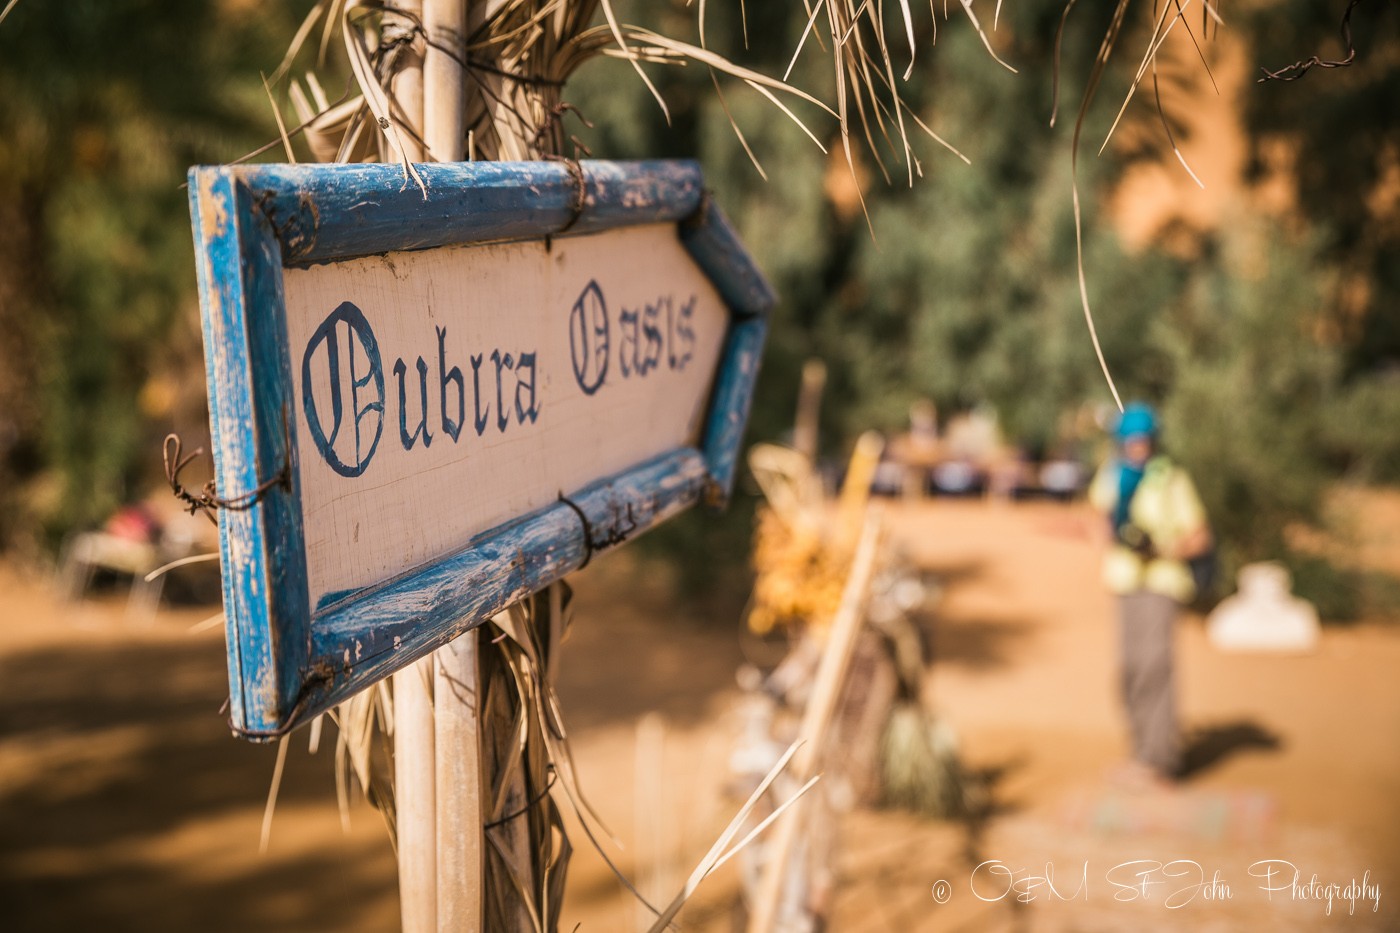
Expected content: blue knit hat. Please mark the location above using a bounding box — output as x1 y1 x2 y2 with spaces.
1114 402 1159 440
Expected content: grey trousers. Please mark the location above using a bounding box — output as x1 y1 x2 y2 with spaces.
1118 591 1180 776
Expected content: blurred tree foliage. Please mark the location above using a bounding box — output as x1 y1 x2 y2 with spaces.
569 0 1400 615
1244 0 1400 380
0 0 1394 617
0 0 315 551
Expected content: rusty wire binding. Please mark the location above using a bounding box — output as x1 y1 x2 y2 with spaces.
556 491 637 568
544 152 591 238
483 764 559 829
535 102 595 160
163 433 290 525
227 665 336 742
1258 0 1365 82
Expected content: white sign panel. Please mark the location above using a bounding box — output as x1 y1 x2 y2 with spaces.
287 224 727 611
189 160 771 735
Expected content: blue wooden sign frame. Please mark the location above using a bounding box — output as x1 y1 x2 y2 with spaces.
187 160 772 739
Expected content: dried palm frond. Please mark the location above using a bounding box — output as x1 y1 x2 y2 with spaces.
645 738 819 933
238 3 1231 924
256 681 398 854
1053 0 1224 409
879 703 969 819
257 0 1015 182
477 586 577 932
339 683 397 828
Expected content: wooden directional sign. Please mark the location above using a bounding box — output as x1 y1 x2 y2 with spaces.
188 161 772 738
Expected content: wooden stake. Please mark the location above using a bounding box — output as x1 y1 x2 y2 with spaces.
386 4 436 929
394 659 438 933
434 635 480 931
746 506 884 933
423 2 481 931
792 359 826 465
424 0 466 163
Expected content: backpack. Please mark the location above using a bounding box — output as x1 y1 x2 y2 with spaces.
1188 546 1219 602
1119 458 1216 601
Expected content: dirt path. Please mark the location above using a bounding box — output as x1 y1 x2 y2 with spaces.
826 501 1400 932
2 500 1397 931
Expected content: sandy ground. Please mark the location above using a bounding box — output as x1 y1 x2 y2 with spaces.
1 499 1397 931
830 502 1400 933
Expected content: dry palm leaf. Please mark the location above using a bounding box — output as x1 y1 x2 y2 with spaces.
236 1 1230 921
645 739 820 932
255 0 1016 174
1053 0 1224 410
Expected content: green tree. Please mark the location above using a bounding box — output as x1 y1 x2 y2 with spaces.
568 0 1400 615
0 0 315 549
1243 3 1400 376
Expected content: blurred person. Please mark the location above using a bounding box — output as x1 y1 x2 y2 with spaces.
1089 402 1212 785
939 403 1020 497
104 502 163 546
887 399 940 497
1036 403 1103 500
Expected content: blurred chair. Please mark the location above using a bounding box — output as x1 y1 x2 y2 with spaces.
930 460 983 497
886 399 941 498
1039 459 1086 501
57 503 203 623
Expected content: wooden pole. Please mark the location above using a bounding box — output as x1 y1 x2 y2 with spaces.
423 0 466 164
433 635 480 931
394 659 438 933
423 2 480 931
792 359 826 465
383 1 425 163
746 506 884 933
386 6 434 932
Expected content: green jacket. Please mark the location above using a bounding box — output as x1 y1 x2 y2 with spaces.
1089 455 1208 603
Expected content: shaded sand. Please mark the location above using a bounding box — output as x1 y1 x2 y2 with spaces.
2 499 1398 931
823 501 1400 932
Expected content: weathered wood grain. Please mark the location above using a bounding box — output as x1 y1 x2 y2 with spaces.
187 160 773 738
222 160 706 265
190 170 311 735
285 222 727 611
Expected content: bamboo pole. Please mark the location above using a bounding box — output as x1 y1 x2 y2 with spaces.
423 0 466 164
746 505 885 933
434 635 480 931
422 2 481 931
383 0 425 163
394 659 438 933
387 6 434 930
792 359 826 465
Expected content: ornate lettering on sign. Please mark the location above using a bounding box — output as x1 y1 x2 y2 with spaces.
301 301 385 478
189 160 772 738
301 281 702 479
437 325 465 442
614 293 698 381
301 312 551 476
394 355 434 451
569 280 609 395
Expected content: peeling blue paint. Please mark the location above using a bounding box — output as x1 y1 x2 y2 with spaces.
188 160 773 739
